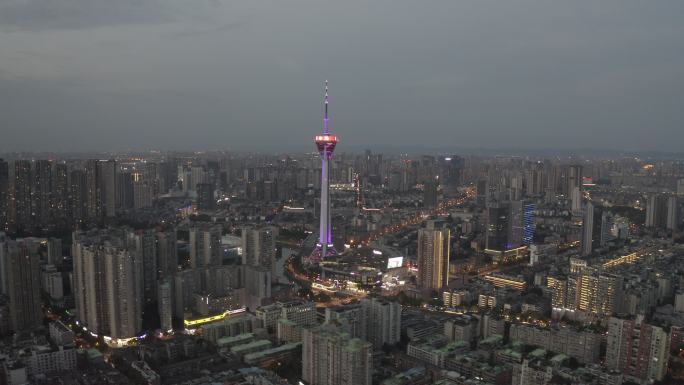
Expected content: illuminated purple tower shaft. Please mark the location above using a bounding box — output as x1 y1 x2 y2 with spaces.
313 81 338 260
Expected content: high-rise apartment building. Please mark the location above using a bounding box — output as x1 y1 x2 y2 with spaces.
570 186 583 214
423 180 438 208
133 180 153 210
196 183 216 211
0 159 8 231
51 163 69 223
325 304 366 340
128 230 157 305
47 238 62 266
14 160 33 230
158 279 173 332
417 220 450 290
606 315 669 383
360 297 401 349
243 265 271 306
323 298 402 350
189 225 221 268
302 323 373 385
156 230 178 278
667 195 679 230
476 180 488 205
547 275 573 311
508 200 536 247
581 202 603 256
31 160 52 227
101 160 118 217
486 203 509 251
117 171 135 211
84 160 103 220
72 229 143 340
566 165 583 196
69 169 88 226
525 164 544 196
3 239 43 332
241 226 276 271
549 269 621 318
645 194 668 229
576 272 622 317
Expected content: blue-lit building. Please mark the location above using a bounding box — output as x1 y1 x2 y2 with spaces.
507 200 536 248
522 202 536 245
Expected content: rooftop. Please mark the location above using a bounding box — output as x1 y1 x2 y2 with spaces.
243 343 301 360
230 340 272 354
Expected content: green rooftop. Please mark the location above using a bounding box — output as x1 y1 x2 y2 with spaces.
230 339 272 354
480 334 503 345
551 353 569 363
244 342 301 361
499 348 522 359
217 333 254 347
529 348 547 358
345 338 371 352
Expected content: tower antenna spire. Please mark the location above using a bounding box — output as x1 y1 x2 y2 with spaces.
324 80 330 134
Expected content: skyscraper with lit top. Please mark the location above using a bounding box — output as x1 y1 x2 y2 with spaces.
311 81 338 262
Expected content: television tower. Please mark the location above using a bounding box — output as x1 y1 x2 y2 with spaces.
311 81 338 261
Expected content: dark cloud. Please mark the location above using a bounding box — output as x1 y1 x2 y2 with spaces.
0 0 683 153
0 0 174 31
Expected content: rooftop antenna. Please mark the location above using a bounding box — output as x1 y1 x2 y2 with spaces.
324 80 330 134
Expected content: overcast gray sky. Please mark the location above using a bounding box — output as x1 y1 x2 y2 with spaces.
0 0 682 153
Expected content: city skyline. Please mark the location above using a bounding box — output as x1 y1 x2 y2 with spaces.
2 1 684 385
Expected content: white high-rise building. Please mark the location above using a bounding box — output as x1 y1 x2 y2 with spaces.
361 297 401 349
302 323 372 385
72 229 143 340
104 247 142 339
241 226 276 271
